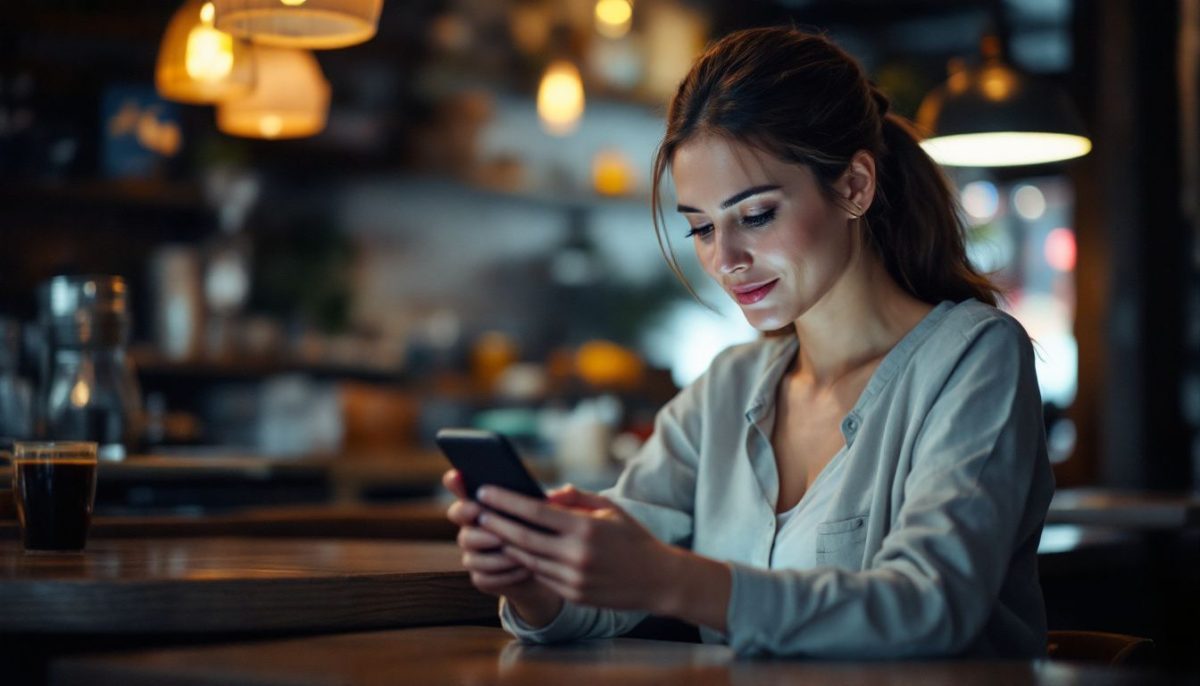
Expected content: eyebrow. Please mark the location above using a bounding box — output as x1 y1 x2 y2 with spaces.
676 185 781 213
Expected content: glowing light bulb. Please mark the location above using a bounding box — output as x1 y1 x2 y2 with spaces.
537 60 585 136
70 379 91 408
157 0 253 104
280 0 307 6
595 0 633 39
258 114 284 138
185 25 235 81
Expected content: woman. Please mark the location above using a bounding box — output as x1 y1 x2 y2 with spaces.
444 26 1054 658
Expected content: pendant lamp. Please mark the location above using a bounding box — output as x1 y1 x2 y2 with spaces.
211 0 383 50
916 36 1092 167
216 46 330 139
537 60 585 136
156 0 255 104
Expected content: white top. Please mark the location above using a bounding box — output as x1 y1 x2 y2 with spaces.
769 448 850 570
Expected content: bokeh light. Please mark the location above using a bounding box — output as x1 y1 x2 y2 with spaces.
1044 227 1077 272
961 180 999 223
1013 184 1047 221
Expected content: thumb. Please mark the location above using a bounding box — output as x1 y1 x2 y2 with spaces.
547 484 612 511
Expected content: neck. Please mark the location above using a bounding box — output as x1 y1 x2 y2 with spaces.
790 251 934 389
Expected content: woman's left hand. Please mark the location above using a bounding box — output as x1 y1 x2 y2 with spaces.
475 484 678 612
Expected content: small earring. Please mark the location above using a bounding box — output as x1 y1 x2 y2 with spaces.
849 202 864 220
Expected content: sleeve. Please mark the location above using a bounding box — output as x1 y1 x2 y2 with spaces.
724 318 1049 657
500 360 705 643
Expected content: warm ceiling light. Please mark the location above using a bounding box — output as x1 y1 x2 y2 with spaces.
156 0 255 104
537 60 585 136
212 0 382 49
595 0 633 39
216 46 330 139
920 132 1092 168
916 35 1091 167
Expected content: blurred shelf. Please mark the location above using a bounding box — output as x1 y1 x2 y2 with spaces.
2 178 209 213
348 173 653 214
1047 488 1200 529
0 450 448 515
132 350 406 385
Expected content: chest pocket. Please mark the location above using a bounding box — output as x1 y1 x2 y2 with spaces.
815 514 869 570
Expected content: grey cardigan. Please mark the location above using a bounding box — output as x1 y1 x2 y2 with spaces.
501 299 1055 658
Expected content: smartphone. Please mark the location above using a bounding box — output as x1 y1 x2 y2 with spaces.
435 428 546 502
436 428 551 534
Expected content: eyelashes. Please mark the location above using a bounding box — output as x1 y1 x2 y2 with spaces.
683 208 777 239
741 208 776 227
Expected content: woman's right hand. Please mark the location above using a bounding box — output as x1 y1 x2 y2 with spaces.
443 469 563 627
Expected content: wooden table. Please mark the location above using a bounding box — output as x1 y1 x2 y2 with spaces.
0 500 456 541
0 539 494 635
49 625 1169 686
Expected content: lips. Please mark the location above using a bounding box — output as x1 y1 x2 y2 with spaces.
730 279 778 305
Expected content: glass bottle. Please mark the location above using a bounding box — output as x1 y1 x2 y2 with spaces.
40 275 142 461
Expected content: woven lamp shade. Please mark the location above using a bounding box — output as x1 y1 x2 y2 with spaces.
212 0 382 50
156 0 255 104
216 46 330 139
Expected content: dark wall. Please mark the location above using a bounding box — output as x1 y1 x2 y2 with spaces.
1072 0 1194 491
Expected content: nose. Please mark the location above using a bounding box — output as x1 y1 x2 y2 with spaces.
710 227 750 275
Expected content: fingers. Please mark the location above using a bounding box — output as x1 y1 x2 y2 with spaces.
457 526 531 595
502 545 580 588
447 499 483 527
457 525 502 551
471 567 531 594
546 484 612 512
463 549 523 573
442 469 467 499
478 511 567 559
545 484 582 506
477 486 578 533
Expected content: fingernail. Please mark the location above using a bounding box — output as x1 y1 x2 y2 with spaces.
476 486 491 502
478 513 490 526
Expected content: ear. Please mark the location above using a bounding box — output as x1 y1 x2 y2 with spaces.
835 150 877 219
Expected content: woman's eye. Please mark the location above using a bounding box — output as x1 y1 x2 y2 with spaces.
684 224 714 239
741 208 776 227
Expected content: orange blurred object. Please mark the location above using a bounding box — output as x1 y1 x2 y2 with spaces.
575 340 644 389
471 331 519 392
340 382 419 453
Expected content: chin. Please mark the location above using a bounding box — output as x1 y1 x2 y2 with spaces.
740 308 794 332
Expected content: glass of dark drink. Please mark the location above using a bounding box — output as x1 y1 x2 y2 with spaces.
11 441 97 553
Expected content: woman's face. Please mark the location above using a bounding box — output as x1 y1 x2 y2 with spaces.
672 134 857 331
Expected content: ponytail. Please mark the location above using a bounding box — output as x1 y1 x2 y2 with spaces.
869 114 1000 307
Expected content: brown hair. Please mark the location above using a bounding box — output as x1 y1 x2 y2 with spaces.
651 27 999 307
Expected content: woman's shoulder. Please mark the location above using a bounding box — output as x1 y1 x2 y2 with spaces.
941 298 1030 343
914 298 1033 369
